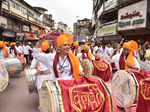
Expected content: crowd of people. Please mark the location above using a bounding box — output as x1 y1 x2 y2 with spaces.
0 34 150 112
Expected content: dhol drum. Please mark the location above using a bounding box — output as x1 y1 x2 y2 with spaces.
0 58 22 76
39 81 60 112
39 76 113 112
93 60 112 82
0 62 9 92
25 69 37 93
81 59 94 76
111 70 139 108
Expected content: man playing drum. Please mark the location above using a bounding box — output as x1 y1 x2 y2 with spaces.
111 40 140 71
111 40 140 111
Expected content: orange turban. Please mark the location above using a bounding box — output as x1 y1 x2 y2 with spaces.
123 40 138 70
10 42 16 46
56 33 73 47
41 40 49 52
82 44 88 50
0 41 7 57
0 41 4 47
73 41 79 47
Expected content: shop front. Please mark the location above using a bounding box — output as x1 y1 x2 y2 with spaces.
96 23 121 42
118 0 150 40
2 30 16 41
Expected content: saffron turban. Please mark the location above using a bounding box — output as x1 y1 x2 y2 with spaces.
10 42 16 46
56 34 73 47
0 41 4 47
82 44 88 50
0 41 7 57
73 41 79 47
123 40 138 70
41 40 49 52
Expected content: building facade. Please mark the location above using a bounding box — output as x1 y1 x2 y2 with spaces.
92 0 150 42
0 0 55 41
73 18 92 42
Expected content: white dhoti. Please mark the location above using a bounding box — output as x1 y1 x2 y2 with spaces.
36 74 55 90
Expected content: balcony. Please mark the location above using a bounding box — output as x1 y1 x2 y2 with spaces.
118 0 143 8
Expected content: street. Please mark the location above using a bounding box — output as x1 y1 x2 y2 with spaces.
0 73 39 112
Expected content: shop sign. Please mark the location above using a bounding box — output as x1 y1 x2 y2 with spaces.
31 25 39 31
97 23 117 37
118 0 147 31
2 31 15 37
23 25 30 32
104 0 118 11
0 16 7 29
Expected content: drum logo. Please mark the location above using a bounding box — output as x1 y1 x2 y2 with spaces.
141 78 150 100
69 84 105 112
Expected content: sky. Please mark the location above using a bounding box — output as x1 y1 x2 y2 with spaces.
24 0 93 29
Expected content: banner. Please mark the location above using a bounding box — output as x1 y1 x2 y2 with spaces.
56 76 113 112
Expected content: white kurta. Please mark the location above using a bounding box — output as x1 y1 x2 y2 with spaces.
0 50 4 59
112 53 140 70
32 49 55 90
33 48 83 80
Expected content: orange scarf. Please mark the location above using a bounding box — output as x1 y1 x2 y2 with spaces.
82 51 92 60
53 50 80 79
123 41 138 70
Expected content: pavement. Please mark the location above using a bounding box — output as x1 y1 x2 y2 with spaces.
0 72 39 112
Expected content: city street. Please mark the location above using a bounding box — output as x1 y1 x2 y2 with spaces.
0 73 39 112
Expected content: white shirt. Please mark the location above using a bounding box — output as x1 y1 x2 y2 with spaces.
56 56 73 80
112 53 140 70
33 48 82 80
0 50 4 59
18 46 24 55
23 45 32 55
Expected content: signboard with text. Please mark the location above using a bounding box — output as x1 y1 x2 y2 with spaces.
97 23 117 37
118 0 147 31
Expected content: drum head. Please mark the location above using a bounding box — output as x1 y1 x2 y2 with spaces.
0 62 9 92
111 70 139 108
81 59 94 76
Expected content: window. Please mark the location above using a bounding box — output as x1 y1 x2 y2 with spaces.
28 10 34 17
21 7 27 15
10 1 15 8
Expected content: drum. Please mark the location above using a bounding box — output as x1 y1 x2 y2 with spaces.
39 76 113 112
39 81 60 112
111 70 139 108
25 69 37 93
0 58 22 76
93 60 112 82
0 62 9 92
81 59 94 76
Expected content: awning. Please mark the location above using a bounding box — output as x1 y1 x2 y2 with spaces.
26 35 35 40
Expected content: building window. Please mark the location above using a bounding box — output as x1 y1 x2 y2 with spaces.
21 7 27 15
28 10 34 17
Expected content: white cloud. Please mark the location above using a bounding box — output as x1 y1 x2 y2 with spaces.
24 0 92 28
